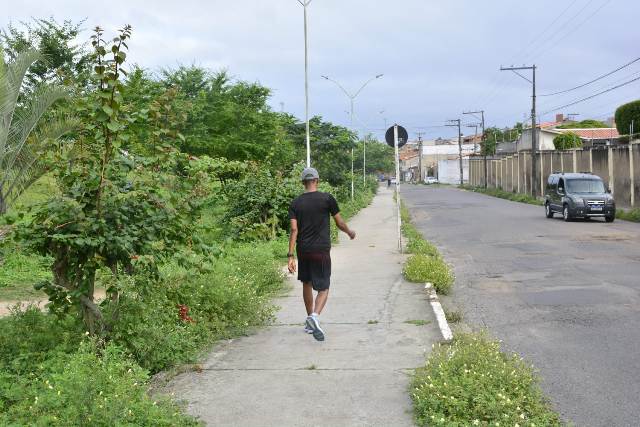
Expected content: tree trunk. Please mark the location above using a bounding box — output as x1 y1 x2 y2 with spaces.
0 192 6 216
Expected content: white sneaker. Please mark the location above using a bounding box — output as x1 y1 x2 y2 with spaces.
306 315 325 341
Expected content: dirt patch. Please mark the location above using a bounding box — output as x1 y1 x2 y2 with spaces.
0 288 107 317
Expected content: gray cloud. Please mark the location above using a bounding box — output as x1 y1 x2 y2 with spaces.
6 0 639 140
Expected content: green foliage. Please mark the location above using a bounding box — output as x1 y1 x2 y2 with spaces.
108 240 284 373
0 239 51 300
223 162 303 240
353 137 394 174
404 254 454 295
0 340 199 426
411 333 562 426
0 18 91 90
460 185 541 206
615 99 640 136
556 119 608 129
0 47 76 215
553 131 582 150
616 208 640 222
400 202 453 294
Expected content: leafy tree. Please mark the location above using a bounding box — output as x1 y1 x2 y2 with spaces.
556 119 608 129
0 48 76 215
284 115 356 187
553 131 582 150
353 136 394 174
0 18 91 91
18 26 212 335
615 100 640 136
481 127 501 155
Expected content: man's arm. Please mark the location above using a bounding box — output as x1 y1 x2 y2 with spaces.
333 213 356 240
288 219 298 273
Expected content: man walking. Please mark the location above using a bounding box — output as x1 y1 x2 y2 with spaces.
288 167 356 341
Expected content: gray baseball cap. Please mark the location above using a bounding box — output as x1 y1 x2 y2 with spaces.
301 167 319 181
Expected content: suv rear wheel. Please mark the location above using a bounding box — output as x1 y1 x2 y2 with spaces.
563 204 572 222
545 203 554 218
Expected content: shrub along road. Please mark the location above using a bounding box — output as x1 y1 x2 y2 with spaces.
402 184 640 427
162 186 440 426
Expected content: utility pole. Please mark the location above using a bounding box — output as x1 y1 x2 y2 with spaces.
501 65 537 196
446 119 463 185
416 132 424 182
463 110 485 188
297 0 313 167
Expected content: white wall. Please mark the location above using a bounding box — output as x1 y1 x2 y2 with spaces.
437 158 469 184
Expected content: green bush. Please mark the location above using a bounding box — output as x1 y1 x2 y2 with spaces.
411 333 562 426
404 254 454 295
107 240 285 374
615 99 640 136
0 341 199 426
552 132 582 150
0 238 51 300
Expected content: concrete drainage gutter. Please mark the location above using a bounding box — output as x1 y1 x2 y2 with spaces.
424 282 453 341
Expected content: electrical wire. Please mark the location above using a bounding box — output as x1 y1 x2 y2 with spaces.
542 75 640 114
539 56 640 96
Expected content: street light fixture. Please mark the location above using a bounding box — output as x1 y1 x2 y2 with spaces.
321 74 384 199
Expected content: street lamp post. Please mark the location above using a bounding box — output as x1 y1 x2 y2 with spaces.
321 74 383 199
297 0 312 167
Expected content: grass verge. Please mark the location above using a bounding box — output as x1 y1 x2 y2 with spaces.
411 332 563 426
459 184 541 206
616 207 640 222
400 202 454 295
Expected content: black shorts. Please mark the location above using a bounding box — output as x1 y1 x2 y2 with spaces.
297 251 331 291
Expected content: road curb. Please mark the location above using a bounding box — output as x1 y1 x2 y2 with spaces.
424 282 453 341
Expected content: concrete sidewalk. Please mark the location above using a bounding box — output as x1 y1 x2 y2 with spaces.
164 185 440 427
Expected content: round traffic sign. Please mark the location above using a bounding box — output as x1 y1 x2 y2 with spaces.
385 125 408 148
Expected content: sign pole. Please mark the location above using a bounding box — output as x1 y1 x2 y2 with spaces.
394 124 402 253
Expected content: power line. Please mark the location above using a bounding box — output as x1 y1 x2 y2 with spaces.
542 75 640 114
539 56 640 97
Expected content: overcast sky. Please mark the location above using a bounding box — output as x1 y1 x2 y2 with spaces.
5 0 640 140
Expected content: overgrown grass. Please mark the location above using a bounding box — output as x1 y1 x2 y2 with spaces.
459 184 541 206
411 332 563 426
400 202 454 295
0 177 377 425
331 177 378 242
616 207 640 222
444 308 463 324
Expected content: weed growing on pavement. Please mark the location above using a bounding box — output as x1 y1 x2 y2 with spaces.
411 332 563 427
404 319 431 326
367 320 379 324
400 203 454 294
459 185 541 206
404 254 454 295
616 208 640 222
443 308 463 323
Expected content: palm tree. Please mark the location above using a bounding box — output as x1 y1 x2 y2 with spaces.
0 48 76 215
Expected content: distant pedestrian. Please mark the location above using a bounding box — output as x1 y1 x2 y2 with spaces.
287 167 356 341
387 178 391 188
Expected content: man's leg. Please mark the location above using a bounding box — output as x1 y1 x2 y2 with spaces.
314 289 329 315
302 282 314 315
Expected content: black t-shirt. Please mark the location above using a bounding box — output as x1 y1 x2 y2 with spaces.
288 191 340 253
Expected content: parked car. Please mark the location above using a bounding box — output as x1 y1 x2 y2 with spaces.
424 176 439 185
390 177 397 184
544 172 615 222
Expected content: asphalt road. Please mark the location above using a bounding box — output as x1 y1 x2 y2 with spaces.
402 184 640 427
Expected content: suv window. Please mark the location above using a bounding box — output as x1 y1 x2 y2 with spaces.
566 179 605 193
558 178 565 193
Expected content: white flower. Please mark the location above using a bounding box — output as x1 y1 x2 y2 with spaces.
473 420 480 425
